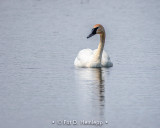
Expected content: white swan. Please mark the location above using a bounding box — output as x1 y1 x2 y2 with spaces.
74 24 113 68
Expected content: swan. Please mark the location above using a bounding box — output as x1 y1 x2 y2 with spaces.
74 24 113 68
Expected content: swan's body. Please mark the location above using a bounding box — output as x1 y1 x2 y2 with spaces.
74 49 112 68
74 24 113 68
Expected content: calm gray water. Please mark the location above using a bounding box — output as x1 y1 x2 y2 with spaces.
0 0 160 128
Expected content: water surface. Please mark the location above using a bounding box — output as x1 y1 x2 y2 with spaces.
0 0 160 128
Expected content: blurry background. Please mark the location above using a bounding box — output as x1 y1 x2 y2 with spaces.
0 0 160 128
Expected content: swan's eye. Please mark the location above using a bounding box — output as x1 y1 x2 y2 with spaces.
92 27 99 34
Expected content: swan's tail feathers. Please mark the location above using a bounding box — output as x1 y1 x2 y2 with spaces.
101 50 113 68
107 56 113 67
106 61 113 67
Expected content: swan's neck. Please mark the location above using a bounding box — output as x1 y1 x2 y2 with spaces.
94 31 105 62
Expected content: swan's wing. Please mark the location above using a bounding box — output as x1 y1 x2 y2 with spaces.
74 49 93 67
101 50 113 67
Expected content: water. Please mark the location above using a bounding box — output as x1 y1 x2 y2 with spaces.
0 0 160 128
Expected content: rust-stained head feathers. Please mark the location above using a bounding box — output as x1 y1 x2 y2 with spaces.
93 24 102 28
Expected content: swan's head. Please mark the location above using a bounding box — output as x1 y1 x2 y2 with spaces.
87 24 105 38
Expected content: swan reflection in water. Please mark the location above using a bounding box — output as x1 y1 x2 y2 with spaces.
75 68 108 117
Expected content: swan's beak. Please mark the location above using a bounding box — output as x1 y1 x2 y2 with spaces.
87 33 95 39
87 27 98 39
